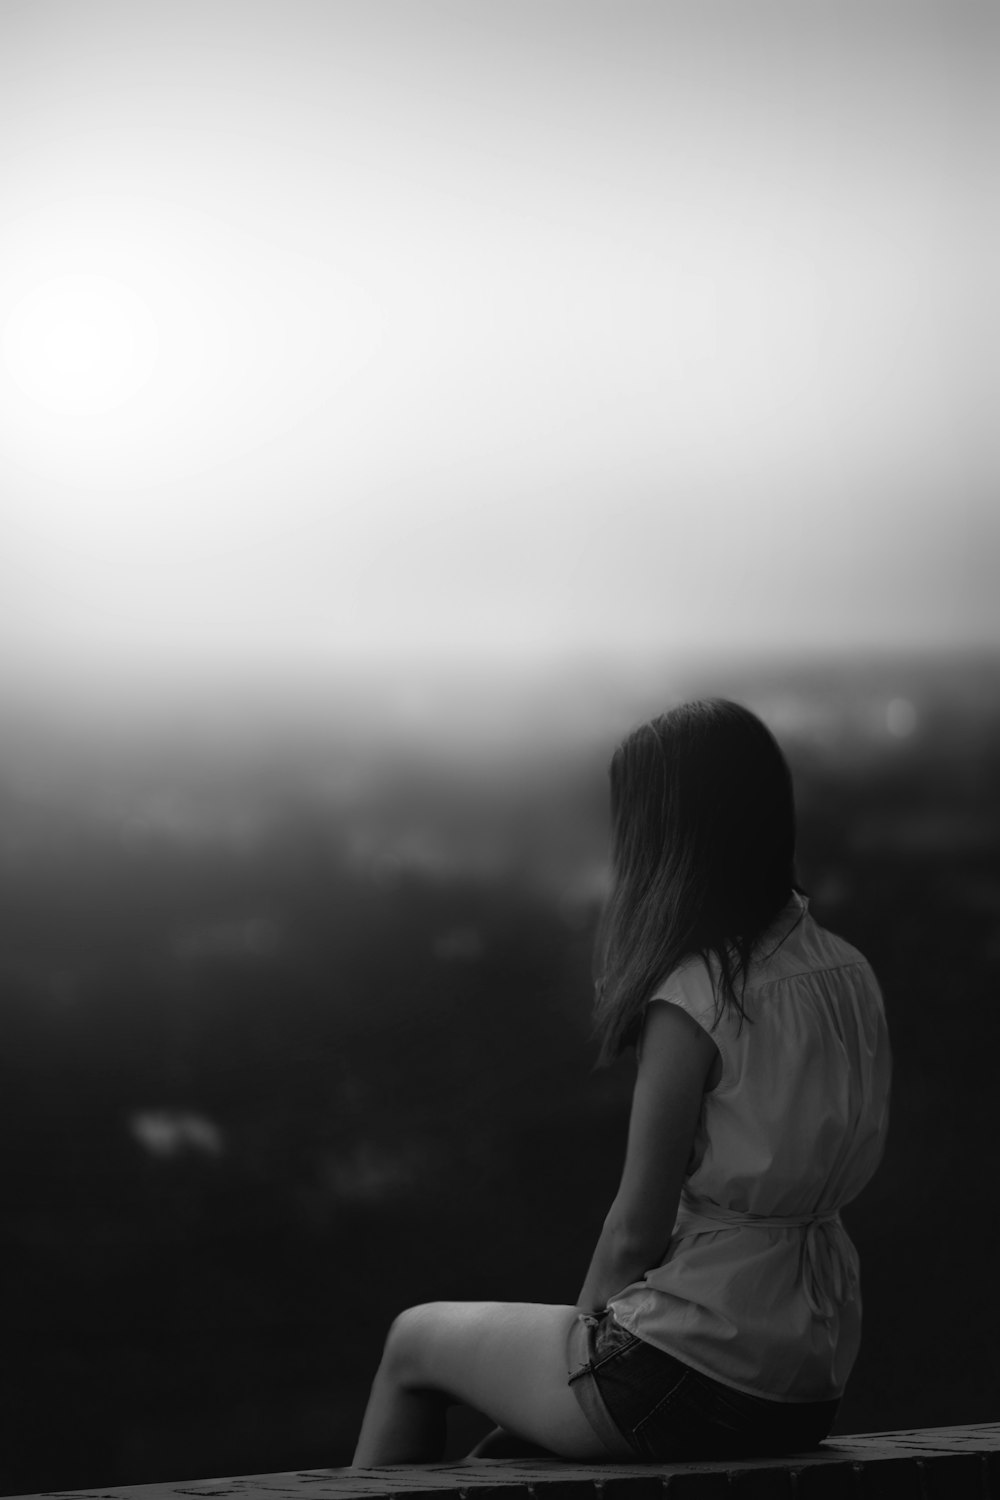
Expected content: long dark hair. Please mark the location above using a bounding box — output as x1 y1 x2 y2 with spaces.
591 698 799 1066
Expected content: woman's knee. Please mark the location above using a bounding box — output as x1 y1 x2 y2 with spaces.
382 1301 448 1386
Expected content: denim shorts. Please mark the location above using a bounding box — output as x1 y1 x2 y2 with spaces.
567 1309 840 1462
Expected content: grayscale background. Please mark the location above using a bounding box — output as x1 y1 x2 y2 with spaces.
0 0 996 1490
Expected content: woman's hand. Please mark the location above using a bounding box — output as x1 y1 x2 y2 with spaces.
462 1424 561 1460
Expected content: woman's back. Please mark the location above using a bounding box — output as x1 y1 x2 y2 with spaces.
606 891 892 1401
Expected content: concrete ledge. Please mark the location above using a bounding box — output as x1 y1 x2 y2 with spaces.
10 1425 1000 1500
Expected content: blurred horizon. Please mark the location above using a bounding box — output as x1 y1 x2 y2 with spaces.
2 641 997 930
4 636 998 736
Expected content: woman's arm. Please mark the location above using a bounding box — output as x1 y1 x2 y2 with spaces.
576 999 719 1312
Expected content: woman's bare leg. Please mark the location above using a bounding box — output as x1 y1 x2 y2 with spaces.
350 1301 609 1467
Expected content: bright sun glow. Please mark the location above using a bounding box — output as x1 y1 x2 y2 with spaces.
0 193 387 564
2 272 160 416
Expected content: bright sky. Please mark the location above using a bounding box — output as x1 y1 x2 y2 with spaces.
0 0 996 692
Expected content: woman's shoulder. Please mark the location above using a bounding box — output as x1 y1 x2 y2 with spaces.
648 953 720 1030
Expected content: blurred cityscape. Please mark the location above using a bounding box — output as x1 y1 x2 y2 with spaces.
1 647 998 1492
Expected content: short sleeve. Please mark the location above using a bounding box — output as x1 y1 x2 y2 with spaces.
639 956 726 1074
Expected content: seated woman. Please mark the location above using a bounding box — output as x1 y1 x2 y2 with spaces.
350 698 892 1465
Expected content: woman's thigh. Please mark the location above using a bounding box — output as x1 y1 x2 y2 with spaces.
390 1300 611 1460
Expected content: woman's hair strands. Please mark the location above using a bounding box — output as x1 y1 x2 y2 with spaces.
591 698 799 1066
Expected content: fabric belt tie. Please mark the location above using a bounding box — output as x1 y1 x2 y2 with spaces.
674 1190 855 1322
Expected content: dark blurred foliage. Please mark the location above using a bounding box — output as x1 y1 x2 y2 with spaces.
0 654 998 1492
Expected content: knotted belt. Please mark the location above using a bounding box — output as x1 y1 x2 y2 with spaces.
673 1189 856 1322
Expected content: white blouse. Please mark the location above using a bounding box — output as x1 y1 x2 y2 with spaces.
606 892 892 1403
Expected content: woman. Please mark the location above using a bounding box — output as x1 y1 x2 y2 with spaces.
350 698 892 1465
